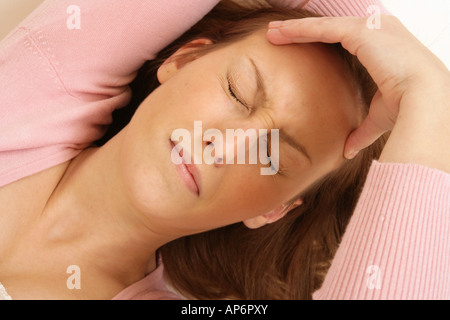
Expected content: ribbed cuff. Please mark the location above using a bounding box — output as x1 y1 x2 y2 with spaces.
304 0 390 17
313 161 450 299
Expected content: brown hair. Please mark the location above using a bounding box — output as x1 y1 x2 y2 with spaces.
97 0 388 299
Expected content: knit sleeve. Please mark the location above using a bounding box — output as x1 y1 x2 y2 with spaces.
268 0 390 17
313 161 450 299
0 0 219 187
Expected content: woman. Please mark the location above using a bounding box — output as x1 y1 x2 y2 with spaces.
115 2 450 300
0 1 448 300
110 2 386 300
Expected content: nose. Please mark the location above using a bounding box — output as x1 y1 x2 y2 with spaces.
204 134 257 168
204 140 226 168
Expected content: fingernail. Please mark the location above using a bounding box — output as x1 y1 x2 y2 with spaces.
267 28 282 37
346 150 360 160
269 21 283 29
269 20 297 29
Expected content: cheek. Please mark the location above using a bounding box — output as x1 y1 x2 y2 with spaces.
210 167 285 217
310 130 350 175
117 130 172 216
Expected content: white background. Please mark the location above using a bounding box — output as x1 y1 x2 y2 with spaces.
1 0 449 68
382 0 450 68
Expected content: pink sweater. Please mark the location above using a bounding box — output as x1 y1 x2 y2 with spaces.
0 0 448 300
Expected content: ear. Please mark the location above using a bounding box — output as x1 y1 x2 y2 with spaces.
243 198 303 230
157 38 214 84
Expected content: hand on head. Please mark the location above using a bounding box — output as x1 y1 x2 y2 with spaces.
267 16 450 164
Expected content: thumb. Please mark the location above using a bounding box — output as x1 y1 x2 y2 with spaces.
344 91 393 159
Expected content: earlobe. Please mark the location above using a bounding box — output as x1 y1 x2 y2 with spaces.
243 198 303 230
243 215 270 230
157 60 178 84
157 38 214 84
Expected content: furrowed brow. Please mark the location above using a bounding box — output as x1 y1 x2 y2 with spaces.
248 57 312 165
248 57 267 104
280 128 312 165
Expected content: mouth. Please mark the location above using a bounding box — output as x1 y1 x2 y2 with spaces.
170 140 201 196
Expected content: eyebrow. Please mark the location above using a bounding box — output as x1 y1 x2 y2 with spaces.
248 57 267 102
248 57 313 165
280 129 313 165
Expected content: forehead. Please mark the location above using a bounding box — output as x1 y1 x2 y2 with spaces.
233 31 361 115
224 31 363 168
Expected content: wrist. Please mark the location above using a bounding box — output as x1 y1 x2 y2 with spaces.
379 74 450 173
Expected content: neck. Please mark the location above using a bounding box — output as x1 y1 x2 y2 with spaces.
39 129 174 288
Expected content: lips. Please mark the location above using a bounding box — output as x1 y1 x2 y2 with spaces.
170 140 201 196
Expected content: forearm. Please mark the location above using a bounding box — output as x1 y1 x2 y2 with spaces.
314 161 450 300
0 0 220 187
268 0 389 17
379 73 450 173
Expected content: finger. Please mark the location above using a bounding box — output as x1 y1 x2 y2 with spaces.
344 91 390 159
266 0 309 9
267 17 367 55
267 27 319 45
344 117 386 159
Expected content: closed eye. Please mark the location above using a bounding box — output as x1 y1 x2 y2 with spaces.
266 133 286 176
228 76 244 105
227 73 253 113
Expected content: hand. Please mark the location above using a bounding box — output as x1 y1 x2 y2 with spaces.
266 0 310 10
266 16 450 168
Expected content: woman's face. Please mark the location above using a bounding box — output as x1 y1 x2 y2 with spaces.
118 31 363 236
